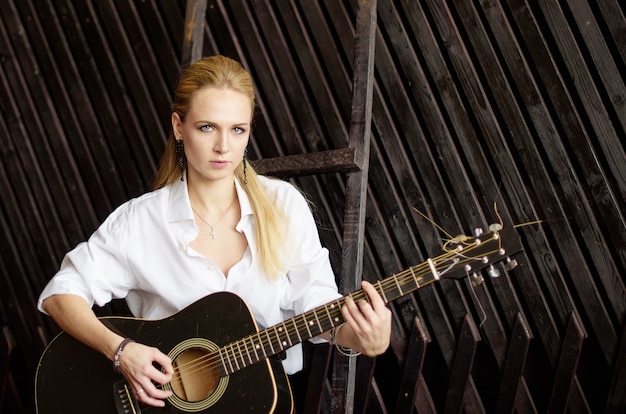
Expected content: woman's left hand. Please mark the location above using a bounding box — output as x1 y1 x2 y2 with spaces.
339 280 392 356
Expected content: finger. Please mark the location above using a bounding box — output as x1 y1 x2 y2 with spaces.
135 380 171 406
362 281 386 310
154 350 174 374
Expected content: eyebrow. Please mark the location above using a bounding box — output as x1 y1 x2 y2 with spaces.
194 120 250 127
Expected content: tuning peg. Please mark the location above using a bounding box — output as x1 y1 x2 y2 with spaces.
474 228 484 237
488 223 503 232
505 257 518 271
471 272 484 286
488 265 500 278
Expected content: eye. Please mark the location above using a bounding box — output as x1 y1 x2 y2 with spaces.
199 124 213 132
233 126 246 135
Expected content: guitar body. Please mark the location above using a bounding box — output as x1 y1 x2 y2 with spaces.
35 292 293 413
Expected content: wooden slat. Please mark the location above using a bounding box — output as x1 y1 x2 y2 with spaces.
394 317 430 414
549 312 586 413
443 315 481 414
331 0 377 412
301 344 332 414
495 313 532 414
0 326 22 413
605 320 626 413
181 0 207 67
252 148 358 177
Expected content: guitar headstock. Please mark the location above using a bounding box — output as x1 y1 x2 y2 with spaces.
432 226 523 282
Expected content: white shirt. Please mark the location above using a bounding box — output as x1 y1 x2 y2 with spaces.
38 176 341 374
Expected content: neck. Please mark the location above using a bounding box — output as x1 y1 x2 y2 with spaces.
187 176 237 212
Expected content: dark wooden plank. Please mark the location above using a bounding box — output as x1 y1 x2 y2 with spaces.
332 0 377 411
0 326 23 413
353 356 376 413
181 0 207 67
274 1 351 150
495 313 532 414
252 148 358 177
245 1 334 155
503 0 621 365
394 317 430 414
10 0 111 236
548 312 586 413
444 315 481 414
69 0 162 200
605 320 626 413
302 344 332 414
89 0 168 169
135 0 181 91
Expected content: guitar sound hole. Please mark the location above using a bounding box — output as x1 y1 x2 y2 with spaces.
170 347 220 402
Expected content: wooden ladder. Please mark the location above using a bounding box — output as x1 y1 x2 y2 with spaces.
181 1 377 412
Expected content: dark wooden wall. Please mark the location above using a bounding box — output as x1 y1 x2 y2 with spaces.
1 0 625 413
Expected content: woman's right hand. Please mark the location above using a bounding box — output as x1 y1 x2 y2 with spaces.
117 341 174 407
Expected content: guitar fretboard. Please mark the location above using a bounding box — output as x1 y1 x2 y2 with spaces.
217 228 514 375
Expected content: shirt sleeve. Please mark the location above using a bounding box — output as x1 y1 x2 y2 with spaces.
37 205 134 313
278 184 341 317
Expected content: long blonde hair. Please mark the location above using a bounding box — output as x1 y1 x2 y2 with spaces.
153 55 288 279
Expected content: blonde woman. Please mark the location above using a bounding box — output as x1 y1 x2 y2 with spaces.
39 55 391 411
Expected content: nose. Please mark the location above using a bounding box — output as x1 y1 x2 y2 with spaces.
214 131 230 153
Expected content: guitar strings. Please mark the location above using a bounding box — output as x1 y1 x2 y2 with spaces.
148 232 503 397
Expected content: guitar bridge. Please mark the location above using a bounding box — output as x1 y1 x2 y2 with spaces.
113 379 142 414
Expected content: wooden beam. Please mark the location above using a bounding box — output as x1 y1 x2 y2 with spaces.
181 0 207 67
605 319 626 413
495 313 531 414
251 148 358 177
302 344 332 414
331 0 377 412
395 317 431 414
549 312 585 413
444 315 480 414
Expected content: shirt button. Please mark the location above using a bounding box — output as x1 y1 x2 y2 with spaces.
179 244 185 251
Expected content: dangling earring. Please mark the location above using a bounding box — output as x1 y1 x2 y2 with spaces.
243 147 248 184
175 139 185 181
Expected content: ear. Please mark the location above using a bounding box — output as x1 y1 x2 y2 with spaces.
171 112 183 140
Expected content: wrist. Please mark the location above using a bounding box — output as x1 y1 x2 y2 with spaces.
113 337 134 374
330 324 361 357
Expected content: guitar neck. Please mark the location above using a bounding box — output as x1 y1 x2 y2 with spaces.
218 227 518 375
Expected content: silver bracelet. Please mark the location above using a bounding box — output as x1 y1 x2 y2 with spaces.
330 324 361 357
113 338 134 374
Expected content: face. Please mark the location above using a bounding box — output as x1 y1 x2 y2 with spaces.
172 87 251 183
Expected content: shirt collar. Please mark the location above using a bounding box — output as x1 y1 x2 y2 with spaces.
167 176 193 223
166 175 254 224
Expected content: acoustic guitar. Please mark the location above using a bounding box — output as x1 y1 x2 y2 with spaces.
35 227 522 413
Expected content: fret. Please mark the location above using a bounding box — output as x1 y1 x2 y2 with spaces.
224 344 235 374
393 276 404 297
311 307 323 333
242 337 254 365
409 267 420 288
377 280 389 303
274 324 291 350
250 334 261 362
264 329 276 355
217 346 230 375
232 342 242 371
300 314 313 338
329 299 343 327
291 318 302 343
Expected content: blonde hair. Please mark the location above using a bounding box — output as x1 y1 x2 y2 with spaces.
153 55 288 279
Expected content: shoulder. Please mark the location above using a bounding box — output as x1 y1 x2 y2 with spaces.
104 186 171 227
257 175 310 207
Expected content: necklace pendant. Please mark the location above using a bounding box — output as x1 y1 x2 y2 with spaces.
210 226 217 239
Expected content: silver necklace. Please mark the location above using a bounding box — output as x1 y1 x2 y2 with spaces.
191 197 237 239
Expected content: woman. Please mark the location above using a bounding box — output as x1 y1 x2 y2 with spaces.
38 55 391 409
